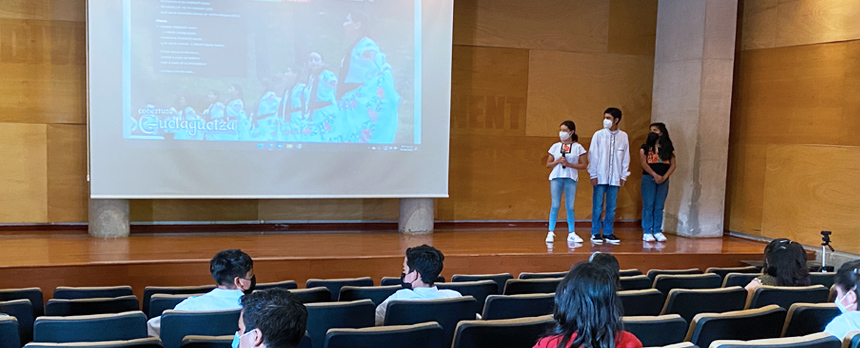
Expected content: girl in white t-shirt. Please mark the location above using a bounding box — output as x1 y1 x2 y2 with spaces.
545 120 588 243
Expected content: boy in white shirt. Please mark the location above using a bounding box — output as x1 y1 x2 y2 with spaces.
587 107 630 245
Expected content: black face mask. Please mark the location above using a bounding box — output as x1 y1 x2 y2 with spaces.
243 275 256 295
647 132 660 143
399 272 413 290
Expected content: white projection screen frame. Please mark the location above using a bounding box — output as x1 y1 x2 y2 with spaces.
88 0 453 199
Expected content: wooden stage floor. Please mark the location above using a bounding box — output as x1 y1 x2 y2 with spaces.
0 227 768 300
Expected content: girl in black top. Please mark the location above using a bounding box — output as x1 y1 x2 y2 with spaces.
639 123 676 242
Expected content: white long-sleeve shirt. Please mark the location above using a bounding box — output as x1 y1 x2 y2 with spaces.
587 128 630 186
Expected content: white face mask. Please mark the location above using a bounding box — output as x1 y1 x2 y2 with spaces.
836 291 855 314
603 119 613 129
559 131 570 141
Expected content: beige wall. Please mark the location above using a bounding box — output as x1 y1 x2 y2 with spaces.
728 0 860 253
1 0 657 224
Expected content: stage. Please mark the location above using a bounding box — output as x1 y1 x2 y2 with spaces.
0 227 770 300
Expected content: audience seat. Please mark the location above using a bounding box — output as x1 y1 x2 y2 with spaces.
517 271 566 279
436 280 497 312
179 335 231 348
0 288 44 317
142 286 215 319
290 287 331 304
383 296 479 348
620 275 653 291
323 322 444 348
723 273 759 288
747 285 830 309
622 314 687 346
33 311 147 343
618 289 664 316
650 343 697 348
305 300 375 348
452 315 554 348
843 331 860 348
781 303 840 337
0 316 19 348
661 287 748 323
45 296 140 316
25 337 164 348
254 280 298 291
684 305 787 348
53 286 134 300
149 294 200 318
306 277 374 302
809 273 835 289
481 293 554 320
502 278 561 295
647 268 702 282
380 276 445 286
159 309 239 348
1 298 34 345
653 274 722 298
338 285 400 305
619 269 643 277
451 273 513 294
710 332 840 348
707 266 760 282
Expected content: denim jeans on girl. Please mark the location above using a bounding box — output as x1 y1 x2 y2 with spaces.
641 175 670 235
549 178 577 232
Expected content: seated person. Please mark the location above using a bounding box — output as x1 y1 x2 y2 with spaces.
745 239 809 296
375 245 461 325
825 259 860 340
533 262 642 348
234 288 307 348
147 249 255 336
589 251 621 286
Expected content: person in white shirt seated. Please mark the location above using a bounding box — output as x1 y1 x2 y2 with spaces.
233 288 307 348
825 259 860 340
375 245 461 326
147 249 255 336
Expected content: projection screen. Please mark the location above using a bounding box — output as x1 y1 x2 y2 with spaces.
88 0 453 198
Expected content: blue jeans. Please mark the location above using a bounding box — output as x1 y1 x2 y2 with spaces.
549 178 577 232
591 184 619 236
641 175 670 235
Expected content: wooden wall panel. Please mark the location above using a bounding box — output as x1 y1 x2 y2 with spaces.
258 199 399 221
607 0 658 56
46 124 87 222
0 123 48 222
149 200 260 222
0 0 85 22
742 0 860 50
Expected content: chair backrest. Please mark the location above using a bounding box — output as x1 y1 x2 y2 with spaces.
518 271 567 279
305 300 375 348
436 281 498 313
502 278 561 295
724 273 759 288
647 268 702 282
661 287 748 323
844 331 860 348
380 276 446 286
450 274 513 294
481 293 554 320
306 277 374 301
149 294 201 318
710 332 841 348
1 299 34 345
33 311 148 343
338 285 400 305
685 304 787 348
143 286 215 318
159 309 240 348
452 315 554 348
384 296 479 348
179 335 232 348
45 296 140 316
620 275 653 290
652 343 698 348
53 286 134 300
290 287 331 304
748 285 830 309
0 288 44 317
653 273 722 298
0 316 19 348
707 266 761 282
781 303 841 337
809 273 835 289
24 337 164 348
323 322 444 348
622 314 688 346
618 289 664 316
254 280 298 291
619 269 643 277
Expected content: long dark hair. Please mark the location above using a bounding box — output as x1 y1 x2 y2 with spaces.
764 239 810 286
551 262 623 348
560 120 579 143
835 260 860 294
645 122 674 161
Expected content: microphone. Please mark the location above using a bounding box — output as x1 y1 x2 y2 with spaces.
560 146 567 169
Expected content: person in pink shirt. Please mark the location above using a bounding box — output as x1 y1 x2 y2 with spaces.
533 262 642 348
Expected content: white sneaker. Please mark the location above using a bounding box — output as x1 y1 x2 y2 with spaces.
654 233 667 242
545 232 555 243
567 232 583 243
643 234 656 242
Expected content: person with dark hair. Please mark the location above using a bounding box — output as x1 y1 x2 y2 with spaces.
291 52 339 142
587 108 630 245
639 122 676 242
233 288 307 348
825 260 860 339
374 245 461 325
534 262 641 348
147 249 255 336
545 120 588 244
203 89 226 122
744 239 810 296
589 252 621 285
